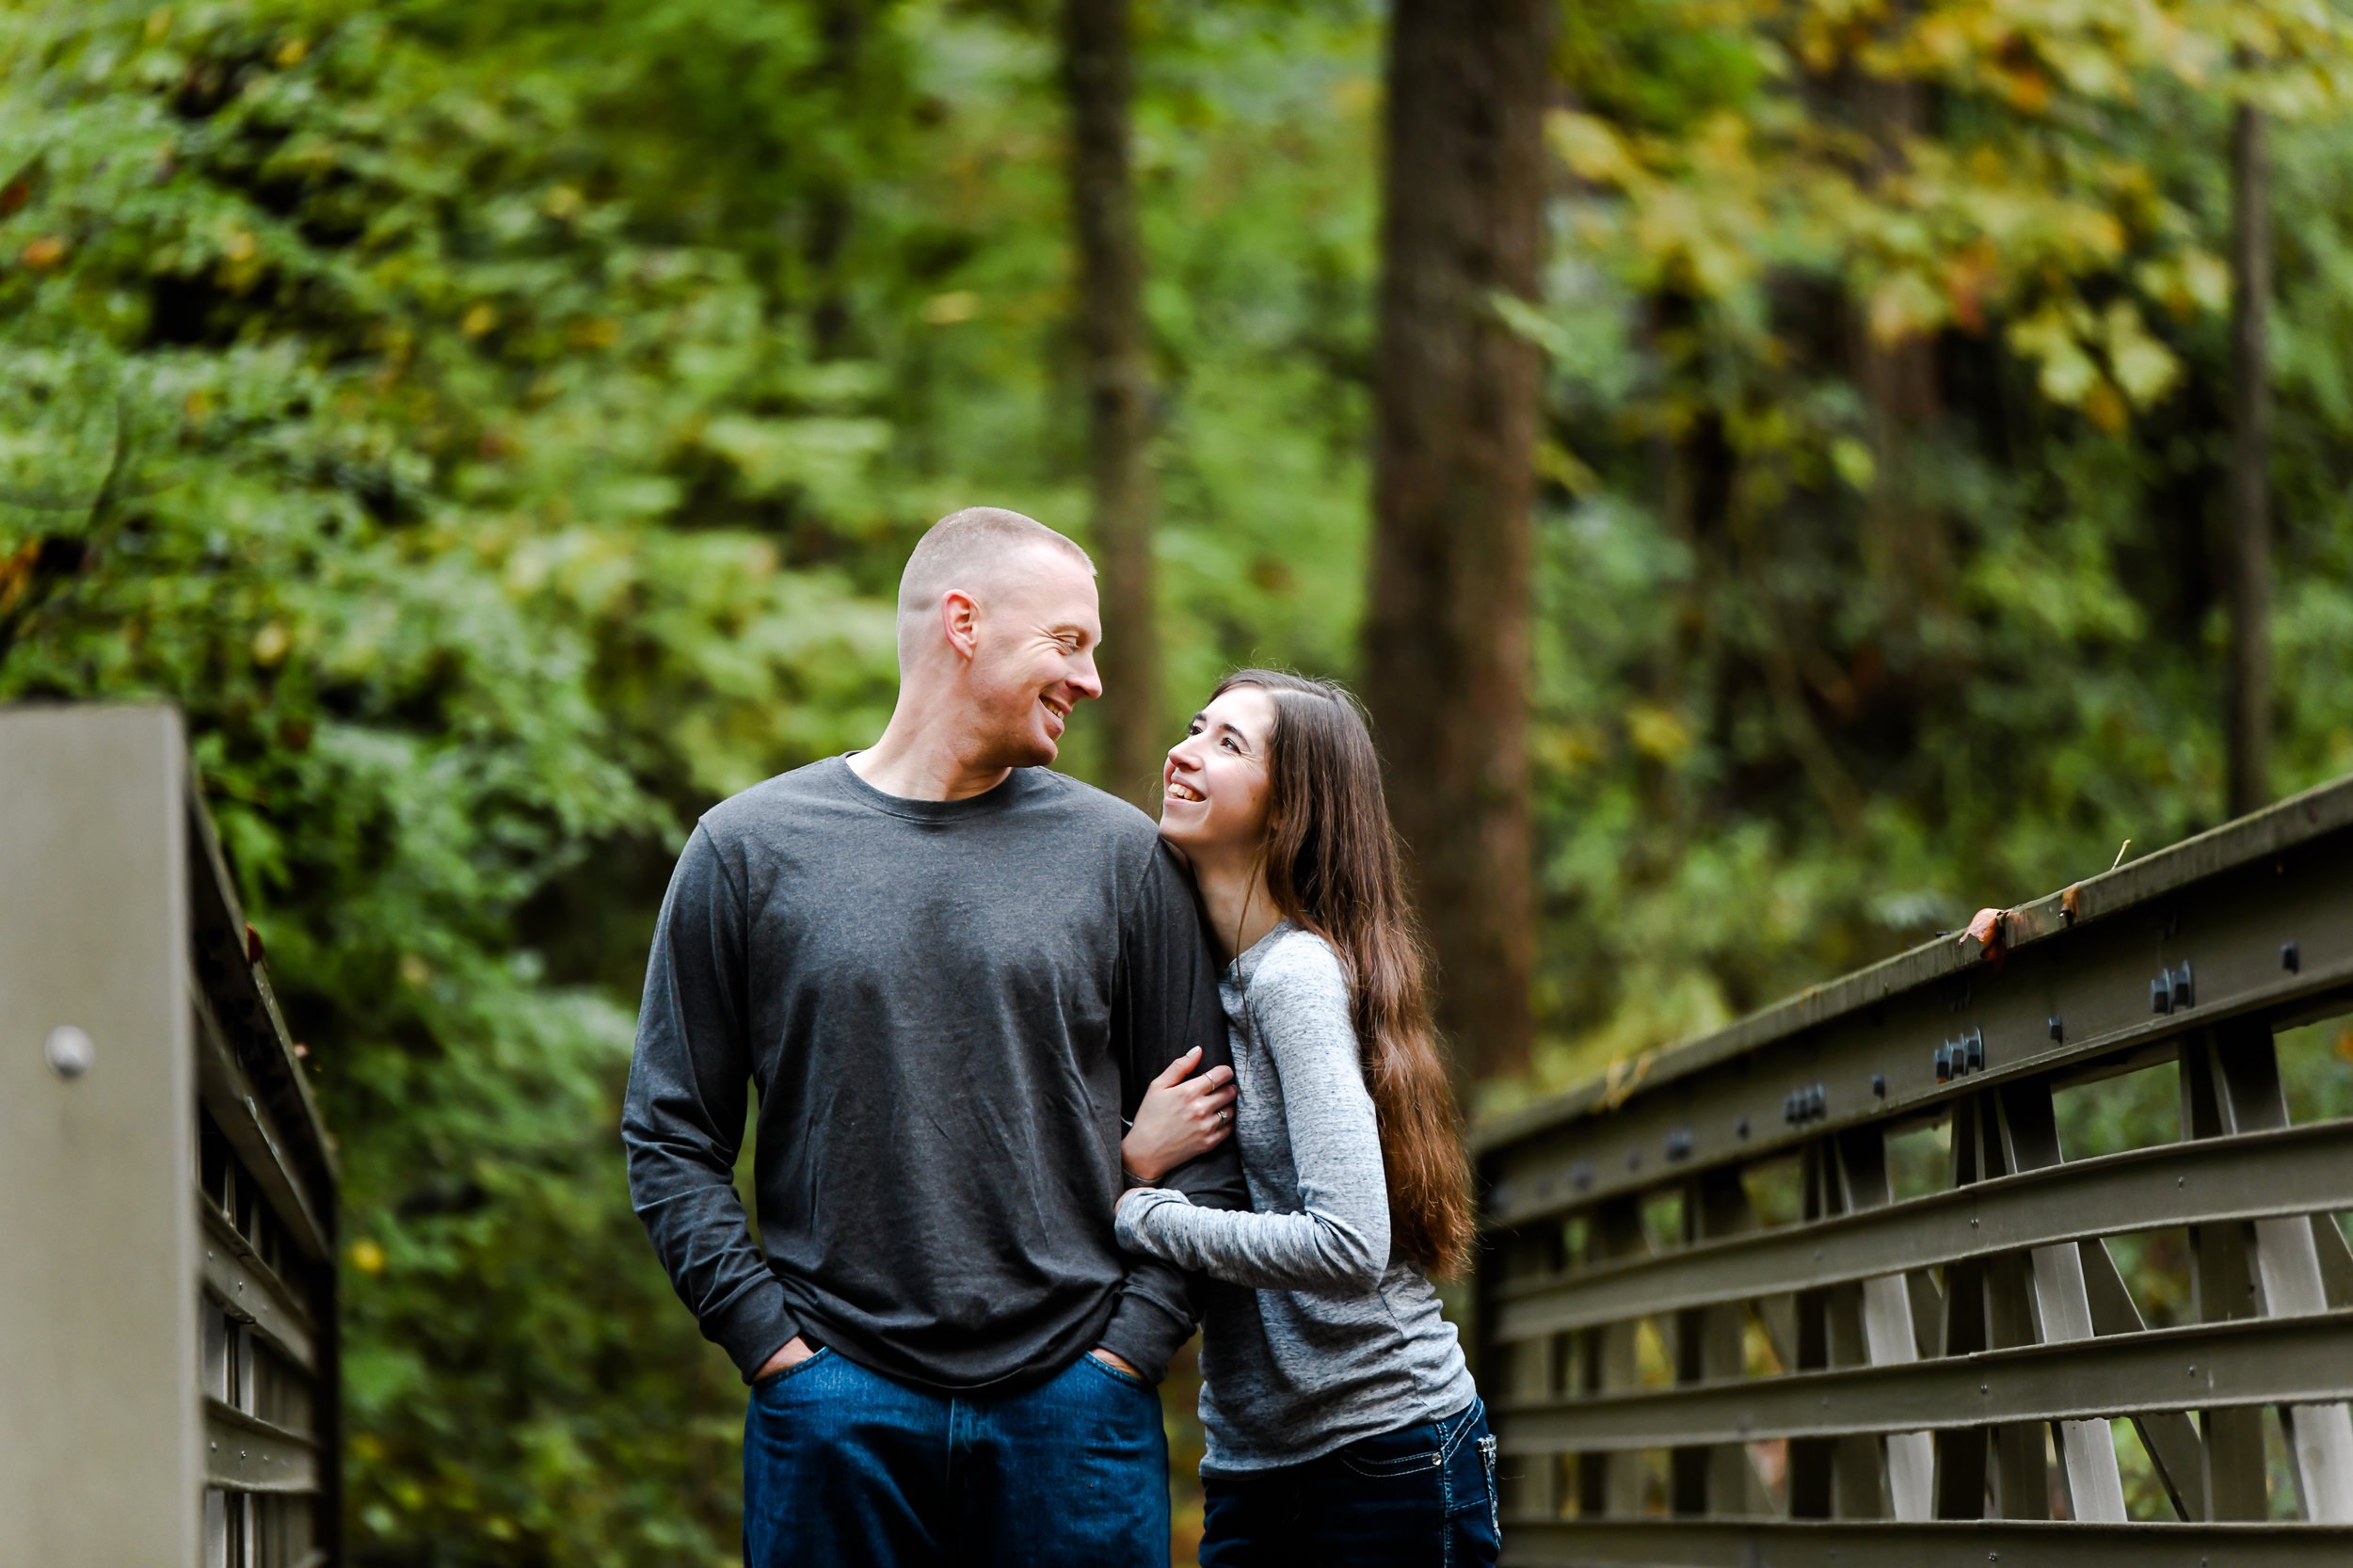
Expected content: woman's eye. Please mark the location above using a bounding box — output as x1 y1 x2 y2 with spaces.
1220 736 1240 752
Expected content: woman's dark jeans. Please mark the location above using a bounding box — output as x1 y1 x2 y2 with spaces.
1198 1398 1500 1568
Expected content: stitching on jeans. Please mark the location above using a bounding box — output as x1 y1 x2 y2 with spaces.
1081 1352 1148 1391
1478 1433 1499 1543
1441 1432 1455 1568
1336 1446 1439 1478
1435 1401 1479 1464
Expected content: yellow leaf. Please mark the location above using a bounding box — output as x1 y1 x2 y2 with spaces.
21 234 65 269
2181 250 2230 314
275 37 308 68
2083 381 2127 433
461 302 497 338
1832 437 1877 491
1626 704 1694 763
350 1239 386 1275
2108 328 2181 408
1549 111 1635 185
920 291 979 326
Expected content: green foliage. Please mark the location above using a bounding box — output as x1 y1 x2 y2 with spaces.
2 1 1375 1561
1516 0 2353 1102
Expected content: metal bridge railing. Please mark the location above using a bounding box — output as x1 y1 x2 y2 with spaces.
1473 775 2353 1566
2 705 340 1568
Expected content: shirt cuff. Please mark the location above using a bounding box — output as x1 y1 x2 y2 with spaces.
706 1278 802 1384
1112 1186 1189 1252
1096 1284 1192 1385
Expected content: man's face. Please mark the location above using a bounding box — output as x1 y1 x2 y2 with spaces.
963 548 1104 767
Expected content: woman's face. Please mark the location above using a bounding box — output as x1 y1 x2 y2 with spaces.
1158 685 1276 859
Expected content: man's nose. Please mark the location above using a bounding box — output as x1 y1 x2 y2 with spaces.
1068 652 1103 702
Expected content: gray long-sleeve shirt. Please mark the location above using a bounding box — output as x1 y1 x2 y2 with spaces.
1114 922 1477 1472
622 756 1246 1394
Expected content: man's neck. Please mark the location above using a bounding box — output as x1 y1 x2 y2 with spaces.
847 705 1012 802
1193 856 1283 965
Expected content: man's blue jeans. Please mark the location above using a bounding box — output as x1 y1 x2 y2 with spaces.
743 1345 1171 1568
1197 1398 1499 1568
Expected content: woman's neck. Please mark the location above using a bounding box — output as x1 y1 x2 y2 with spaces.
1192 854 1284 966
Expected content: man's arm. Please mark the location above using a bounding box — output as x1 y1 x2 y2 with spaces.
1096 841 1250 1382
621 822 802 1384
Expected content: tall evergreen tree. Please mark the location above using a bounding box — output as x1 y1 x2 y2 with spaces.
1063 0 1163 805
1365 0 1554 1085
2227 98 2273 819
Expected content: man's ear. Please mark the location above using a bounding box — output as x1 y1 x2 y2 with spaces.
940 588 981 663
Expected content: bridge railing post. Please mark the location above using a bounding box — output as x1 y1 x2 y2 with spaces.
1 705 340 1568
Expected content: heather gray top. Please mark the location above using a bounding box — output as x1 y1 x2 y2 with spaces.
623 757 1245 1395
1114 922 1476 1472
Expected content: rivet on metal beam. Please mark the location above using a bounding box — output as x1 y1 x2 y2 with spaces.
1871 1074 1886 1098
42 1025 94 1080
2047 1016 2063 1043
2170 962 2195 1010
2151 975 2172 1015
2281 941 2299 974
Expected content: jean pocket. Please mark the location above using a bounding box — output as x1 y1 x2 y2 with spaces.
1080 1350 1150 1391
1336 1425 1444 1479
754 1345 832 1394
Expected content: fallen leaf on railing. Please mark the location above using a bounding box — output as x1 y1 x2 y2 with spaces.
1601 1050 1654 1111
1959 906 2007 964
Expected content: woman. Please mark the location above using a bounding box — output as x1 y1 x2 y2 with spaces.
1113 669 1497 1567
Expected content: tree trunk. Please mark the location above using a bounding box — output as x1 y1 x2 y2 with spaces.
2226 101 2272 819
1061 0 1161 806
1366 0 1553 1087
805 0 863 360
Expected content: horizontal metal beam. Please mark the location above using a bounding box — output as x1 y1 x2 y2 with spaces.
1496 1308 2353 1452
1480 800 2353 1225
1498 1519 2353 1568
193 984 329 1262
1494 1121 2353 1342
203 1400 317 1496
198 1202 316 1371
185 778 337 1186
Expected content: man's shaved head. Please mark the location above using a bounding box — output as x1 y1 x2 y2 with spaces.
898 506 1094 623
877 505 1104 774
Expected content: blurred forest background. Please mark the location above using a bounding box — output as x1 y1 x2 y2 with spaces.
8 0 2353 1562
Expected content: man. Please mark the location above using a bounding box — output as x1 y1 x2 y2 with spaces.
624 506 1245 1567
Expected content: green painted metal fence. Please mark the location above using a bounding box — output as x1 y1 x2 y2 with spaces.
1473 775 2353 1566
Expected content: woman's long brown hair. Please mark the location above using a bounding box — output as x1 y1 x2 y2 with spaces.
1217 668 1474 1279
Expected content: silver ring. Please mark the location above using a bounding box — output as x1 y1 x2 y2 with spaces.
1218 1109 1232 1126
